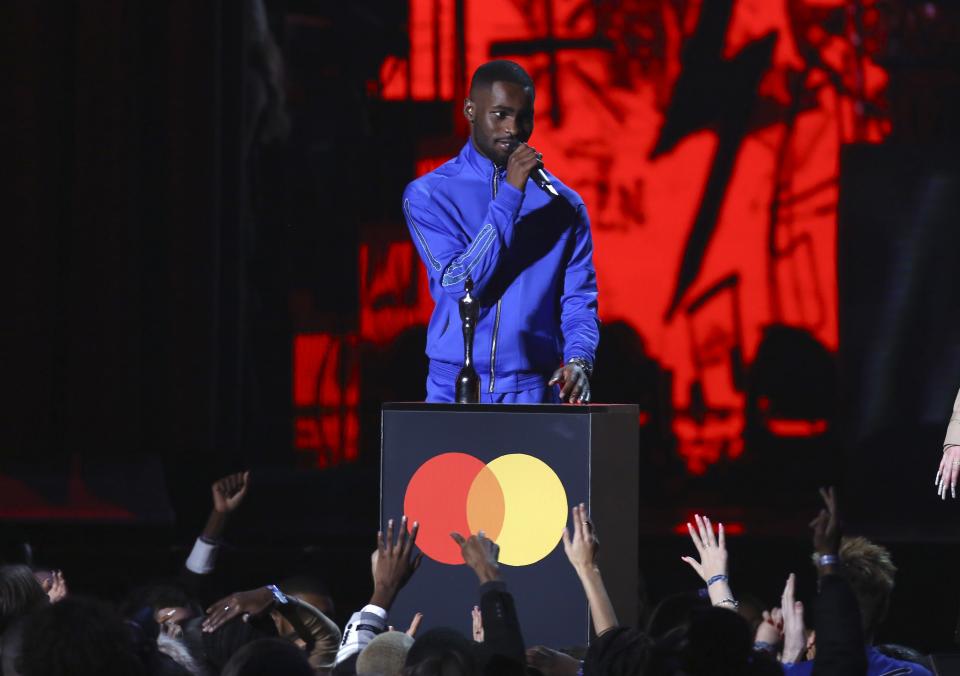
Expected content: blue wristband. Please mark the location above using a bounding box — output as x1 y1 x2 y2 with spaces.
266 584 289 605
707 574 728 586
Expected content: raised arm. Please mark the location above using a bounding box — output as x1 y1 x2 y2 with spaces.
681 514 738 611
336 516 422 669
808 487 867 676
185 471 250 576
450 530 525 670
561 503 617 636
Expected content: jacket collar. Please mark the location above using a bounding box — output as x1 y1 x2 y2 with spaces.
461 138 505 180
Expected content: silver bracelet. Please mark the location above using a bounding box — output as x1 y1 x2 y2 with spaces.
714 598 739 609
566 357 593 378
816 553 839 567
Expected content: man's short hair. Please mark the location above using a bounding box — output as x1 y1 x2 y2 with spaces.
469 60 535 100
839 536 897 639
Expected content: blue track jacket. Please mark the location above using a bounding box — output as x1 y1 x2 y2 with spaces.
402 139 599 394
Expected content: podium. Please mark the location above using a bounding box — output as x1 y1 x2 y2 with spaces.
380 403 639 647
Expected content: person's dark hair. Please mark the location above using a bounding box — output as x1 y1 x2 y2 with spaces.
582 626 652 676
646 591 709 638
19 596 146 676
121 582 202 620
221 638 312 676
403 628 478 676
469 60 535 100
839 536 896 640
279 574 335 615
181 614 278 673
0 565 47 632
682 607 753 676
874 643 932 669
279 575 330 599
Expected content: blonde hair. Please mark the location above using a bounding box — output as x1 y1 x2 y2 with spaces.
839 536 897 639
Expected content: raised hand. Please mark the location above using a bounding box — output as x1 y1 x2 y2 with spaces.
40 570 68 603
471 605 484 642
371 516 423 610
681 514 728 583
212 471 250 514
405 612 423 637
561 503 600 573
450 531 500 584
780 573 806 664
754 607 783 649
549 363 590 404
809 487 840 555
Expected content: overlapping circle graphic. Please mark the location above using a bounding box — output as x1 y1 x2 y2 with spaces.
402 452 568 566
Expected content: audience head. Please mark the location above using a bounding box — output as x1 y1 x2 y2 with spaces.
280 575 335 617
645 591 709 638
19 595 146 676
221 638 312 676
123 583 202 627
838 535 896 641
357 630 414 676
683 607 753 676
0 565 48 631
182 614 278 673
403 627 478 676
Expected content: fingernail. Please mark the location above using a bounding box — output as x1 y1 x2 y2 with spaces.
413 521 419 528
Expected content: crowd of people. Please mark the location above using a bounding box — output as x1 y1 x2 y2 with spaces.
0 473 936 676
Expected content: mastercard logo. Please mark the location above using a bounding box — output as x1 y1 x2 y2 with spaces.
402 452 568 566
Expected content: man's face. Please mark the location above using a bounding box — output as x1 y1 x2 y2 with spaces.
464 80 534 166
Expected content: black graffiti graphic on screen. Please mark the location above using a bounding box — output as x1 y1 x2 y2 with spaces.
651 0 775 320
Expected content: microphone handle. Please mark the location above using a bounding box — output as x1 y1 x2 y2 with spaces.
533 167 559 198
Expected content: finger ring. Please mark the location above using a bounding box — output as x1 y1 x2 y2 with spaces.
952 460 960 466
224 605 230 611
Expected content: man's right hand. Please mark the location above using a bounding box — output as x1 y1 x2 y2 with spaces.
505 143 542 192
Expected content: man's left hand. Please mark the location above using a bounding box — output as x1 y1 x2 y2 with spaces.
549 363 590 404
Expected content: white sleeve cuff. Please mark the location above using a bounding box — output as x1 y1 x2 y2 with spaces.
360 604 388 620
185 537 219 574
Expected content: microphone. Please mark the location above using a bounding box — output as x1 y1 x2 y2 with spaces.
533 166 560 198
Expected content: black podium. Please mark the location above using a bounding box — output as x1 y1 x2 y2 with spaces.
381 403 639 647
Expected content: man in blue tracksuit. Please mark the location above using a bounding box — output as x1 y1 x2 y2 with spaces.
402 60 599 403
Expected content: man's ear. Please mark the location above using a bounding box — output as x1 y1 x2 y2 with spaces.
463 98 475 123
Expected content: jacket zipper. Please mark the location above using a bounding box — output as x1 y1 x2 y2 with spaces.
489 167 502 393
